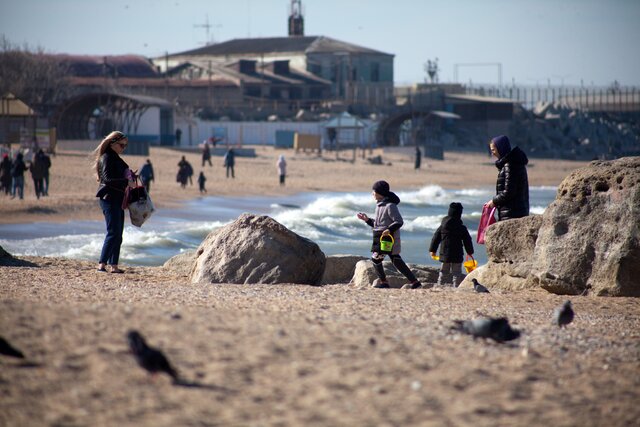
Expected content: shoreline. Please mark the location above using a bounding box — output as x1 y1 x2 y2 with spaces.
0 146 590 225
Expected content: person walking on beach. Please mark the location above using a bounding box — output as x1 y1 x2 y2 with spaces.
139 159 154 194
414 146 422 170
356 180 422 289
429 202 474 287
0 153 12 195
10 152 28 200
202 141 212 167
224 148 235 179
30 149 47 199
485 135 530 221
94 131 135 274
177 155 193 186
41 150 51 196
276 154 287 186
198 171 207 193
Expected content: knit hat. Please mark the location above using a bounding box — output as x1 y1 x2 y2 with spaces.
448 202 463 219
491 135 512 157
372 180 390 196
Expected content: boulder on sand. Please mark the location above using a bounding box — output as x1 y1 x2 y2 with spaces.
190 214 326 285
351 260 439 288
320 255 367 285
163 250 196 276
463 157 640 296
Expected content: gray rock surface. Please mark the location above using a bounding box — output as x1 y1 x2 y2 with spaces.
190 214 326 285
461 157 640 296
320 255 367 285
351 260 438 288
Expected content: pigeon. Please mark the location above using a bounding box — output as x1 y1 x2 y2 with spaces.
127 330 179 382
0 336 25 359
472 278 490 293
451 317 520 342
552 300 574 328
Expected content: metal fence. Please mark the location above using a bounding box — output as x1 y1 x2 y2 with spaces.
464 85 640 113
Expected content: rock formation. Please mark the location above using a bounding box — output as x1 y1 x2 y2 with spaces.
320 255 367 285
351 260 439 288
190 214 326 285
463 157 640 296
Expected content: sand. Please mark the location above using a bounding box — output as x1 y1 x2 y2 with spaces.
2 147 639 426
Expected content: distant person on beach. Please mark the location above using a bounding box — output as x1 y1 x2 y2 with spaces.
177 156 193 186
202 141 212 167
198 171 207 193
94 131 135 274
485 135 530 221
41 150 51 196
356 180 422 289
223 148 235 178
10 152 28 200
429 202 474 287
139 159 155 193
175 128 182 145
414 146 422 170
276 154 287 186
0 153 12 195
29 149 47 199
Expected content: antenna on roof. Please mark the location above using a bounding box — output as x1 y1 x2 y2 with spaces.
194 14 212 45
288 0 304 37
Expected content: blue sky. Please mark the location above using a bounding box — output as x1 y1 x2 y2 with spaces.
1 0 639 87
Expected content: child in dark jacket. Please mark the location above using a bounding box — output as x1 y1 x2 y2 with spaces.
357 180 422 289
429 202 474 287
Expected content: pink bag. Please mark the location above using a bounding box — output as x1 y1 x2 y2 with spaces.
477 205 496 244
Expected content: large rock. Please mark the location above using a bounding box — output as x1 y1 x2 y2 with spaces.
462 157 640 296
351 260 439 288
320 255 367 285
163 250 196 276
190 214 326 285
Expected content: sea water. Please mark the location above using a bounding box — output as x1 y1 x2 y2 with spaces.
0 185 557 268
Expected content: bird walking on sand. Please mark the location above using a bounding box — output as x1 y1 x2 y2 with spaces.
0 336 25 359
472 278 490 293
127 330 179 382
451 317 520 342
553 300 574 328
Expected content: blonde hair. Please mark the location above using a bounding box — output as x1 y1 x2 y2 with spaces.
92 131 127 179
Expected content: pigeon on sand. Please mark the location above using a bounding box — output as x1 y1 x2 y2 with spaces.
552 300 574 328
127 330 179 382
472 278 490 293
451 317 520 342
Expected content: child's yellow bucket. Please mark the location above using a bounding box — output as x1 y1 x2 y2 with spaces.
379 234 394 253
431 253 440 261
464 255 478 273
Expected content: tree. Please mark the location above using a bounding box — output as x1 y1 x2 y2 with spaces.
0 36 71 120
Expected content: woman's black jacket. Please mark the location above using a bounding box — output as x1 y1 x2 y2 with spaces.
492 146 530 220
96 148 129 204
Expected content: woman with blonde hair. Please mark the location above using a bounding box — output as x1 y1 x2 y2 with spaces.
93 131 135 273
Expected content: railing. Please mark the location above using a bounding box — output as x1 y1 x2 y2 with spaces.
463 85 640 113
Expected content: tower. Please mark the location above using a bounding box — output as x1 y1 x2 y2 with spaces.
288 0 304 36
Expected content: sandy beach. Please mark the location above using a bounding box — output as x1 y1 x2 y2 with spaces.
2 147 639 426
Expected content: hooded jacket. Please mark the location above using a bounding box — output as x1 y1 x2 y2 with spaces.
365 192 403 255
492 146 530 220
429 203 474 263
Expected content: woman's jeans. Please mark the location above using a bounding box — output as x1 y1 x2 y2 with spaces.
99 198 125 265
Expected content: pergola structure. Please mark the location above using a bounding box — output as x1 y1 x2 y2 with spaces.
53 92 173 140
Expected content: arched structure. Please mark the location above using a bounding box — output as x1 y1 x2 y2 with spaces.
53 92 172 139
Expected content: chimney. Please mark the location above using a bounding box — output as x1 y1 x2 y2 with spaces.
288 0 304 36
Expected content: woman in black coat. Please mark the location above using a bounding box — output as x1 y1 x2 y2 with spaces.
93 131 134 273
486 135 530 221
